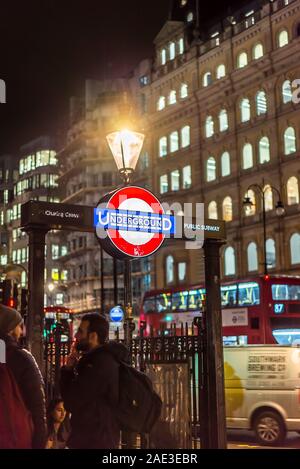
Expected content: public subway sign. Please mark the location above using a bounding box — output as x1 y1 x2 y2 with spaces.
94 186 175 259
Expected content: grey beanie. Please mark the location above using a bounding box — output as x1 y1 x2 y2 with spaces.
0 304 23 335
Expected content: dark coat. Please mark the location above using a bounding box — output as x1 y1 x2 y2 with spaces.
60 341 129 449
3 334 47 449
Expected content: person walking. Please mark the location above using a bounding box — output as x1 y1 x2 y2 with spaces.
0 304 47 449
60 313 129 449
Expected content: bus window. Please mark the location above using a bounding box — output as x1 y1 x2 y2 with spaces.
272 284 300 301
188 289 206 310
223 335 248 346
272 329 300 345
144 296 156 313
156 293 171 313
221 285 237 307
238 282 260 306
172 291 188 311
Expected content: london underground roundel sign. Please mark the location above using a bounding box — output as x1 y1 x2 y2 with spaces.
94 186 175 260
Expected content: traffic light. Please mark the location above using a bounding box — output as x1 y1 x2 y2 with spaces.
21 288 28 318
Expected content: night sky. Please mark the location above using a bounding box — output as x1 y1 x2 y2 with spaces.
0 0 243 154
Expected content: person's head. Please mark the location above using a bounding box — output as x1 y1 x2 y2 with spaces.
47 398 66 426
0 304 23 340
75 313 109 352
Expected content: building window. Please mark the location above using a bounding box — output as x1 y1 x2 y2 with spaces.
203 72 212 87
256 91 267 115
216 64 226 79
284 127 297 155
181 125 190 147
180 83 188 99
51 269 59 281
187 12 194 22
221 152 231 177
169 42 176 60
168 90 177 105
244 190 256 216
178 37 184 54
206 157 216 182
237 52 248 69
161 49 166 65
205 116 214 138
240 98 251 122
160 175 168 194
224 246 236 276
264 185 273 211
247 242 258 272
159 136 167 157
266 238 276 268
242 143 253 169
259 136 270 164
253 43 264 59
287 176 299 205
166 255 174 284
182 165 192 189
51 245 59 260
56 293 64 306
290 233 300 264
278 30 289 48
157 96 166 111
208 201 218 220
219 109 229 132
282 80 293 103
178 262 187 282
170 131 179 153
223 197 233 222
171 170 180 191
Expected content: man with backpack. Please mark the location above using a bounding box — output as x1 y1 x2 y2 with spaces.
0 304 47 449
60 313 129 449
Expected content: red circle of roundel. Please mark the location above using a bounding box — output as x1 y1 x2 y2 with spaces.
106 186 165 258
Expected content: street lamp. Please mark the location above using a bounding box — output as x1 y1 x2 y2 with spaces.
243 180 285 275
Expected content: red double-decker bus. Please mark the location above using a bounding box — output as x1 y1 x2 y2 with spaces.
44 306 74 342
140 275 300 345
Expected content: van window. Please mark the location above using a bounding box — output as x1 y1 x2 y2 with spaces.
272 284 300 301
272 328 300 345
238 282 260 306
221 284 237 307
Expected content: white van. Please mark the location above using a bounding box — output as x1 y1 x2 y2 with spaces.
224 345 300 445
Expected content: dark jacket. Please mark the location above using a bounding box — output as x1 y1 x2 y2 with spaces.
3 334 47 449
60 341 129 449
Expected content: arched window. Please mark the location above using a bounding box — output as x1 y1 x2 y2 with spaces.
203 72 212 87
264 185 273 211
253 43 264 59
223 196 233 222
282 80 293 104
170 131 179 153
242 143 253 169
284 127 297 155
287 176 299 205
224 246 236 276
161 49 167 65
157 96 165 111
247 242 258 272
240 98 251 122
205 116 214 138
169 42 176 60
159 136 167 157
166 255 174 284
278 30 289 48
244 189 256 216
168 90 177 105
219 109 229 132
237 52 248 69
180 83 188 99
290 233 300 265
256 91 267 115
216 64 226 79
181 125 190 148
208 201 218 220
266 238 276 269
206 157 216 181
259 136 270 164
221 152 231 177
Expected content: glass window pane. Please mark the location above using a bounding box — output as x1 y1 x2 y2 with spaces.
156 293 171 312
221 152 230 176
287 177 299 205
221 284 237 307
259 137 270 163
272 284 300 300
144 296 156 313
171 170 180 191
290 234 300 264
238 282 260 306
182 165 192 189
282 80 292 104
188 289 206 310
160 174 168 194
284 127 296 155
181 125 190 147
172 291 188 311
207 157 216 181
170 131 179 152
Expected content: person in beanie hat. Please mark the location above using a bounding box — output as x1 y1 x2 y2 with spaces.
0 304 47 449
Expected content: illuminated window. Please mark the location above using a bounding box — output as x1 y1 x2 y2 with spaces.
182 165 192 189
181 125 190 147
178 262 187 282
169 42 176 60
180 83 188 99
159 136 167 157
52 245 60 260
166 255 174 284
178 37 184 54
216 64 226 79
168 90 177 105
161 49 166 65
49 151 57 165
256 91 267 115
171 170 180 191
221 152 231 177
219 109 229 132
266 238 276 268
223 197 233 222
208 201 218 219
160 175 168 194
240 98 251 122
253 43 264 59
264 185 273 211
170 131 179 153
187 12 194 22
287 177 299 205
237 52 248 69
282 80 293 104
244 190 256 216
284 127 297 155
247 242 258 271
206 157 216 181
203 72 212 87
56 293 64 306
278 30 289 48
205 116 214 138
51 269 59 281
290 233 300 264
224 246 236 276
242 143 253 169
259 136 270 163
157 96 166 111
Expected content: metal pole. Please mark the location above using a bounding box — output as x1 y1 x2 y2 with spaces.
202 238 227 449
113 257 118 305
123 258 134 347
100 246 105 314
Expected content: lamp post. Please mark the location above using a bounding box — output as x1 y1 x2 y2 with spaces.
106 128 145 344
243 179 285 275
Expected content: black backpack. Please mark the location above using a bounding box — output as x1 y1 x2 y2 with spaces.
116 361 162 433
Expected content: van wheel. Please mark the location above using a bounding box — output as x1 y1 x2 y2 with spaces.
254 411 286 446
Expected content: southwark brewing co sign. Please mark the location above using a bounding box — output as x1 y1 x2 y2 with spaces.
94 186 175 260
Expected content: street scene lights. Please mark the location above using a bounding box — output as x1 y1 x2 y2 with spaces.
243 181 285 275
